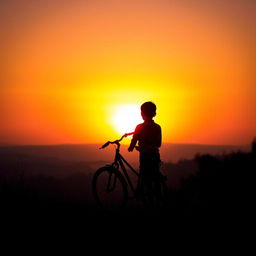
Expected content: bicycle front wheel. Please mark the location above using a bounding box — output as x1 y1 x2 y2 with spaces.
92 166 128 212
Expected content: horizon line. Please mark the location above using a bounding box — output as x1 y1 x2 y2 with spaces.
0 142 251 148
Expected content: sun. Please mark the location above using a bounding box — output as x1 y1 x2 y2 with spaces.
112 104 142 134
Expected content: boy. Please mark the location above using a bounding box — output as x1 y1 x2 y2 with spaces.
128 101 162 199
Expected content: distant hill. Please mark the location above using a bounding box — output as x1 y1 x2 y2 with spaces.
0 143 250 164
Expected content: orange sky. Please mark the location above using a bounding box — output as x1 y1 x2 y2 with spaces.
1 0 255 145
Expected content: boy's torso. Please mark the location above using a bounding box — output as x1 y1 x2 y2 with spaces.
135 120 161 153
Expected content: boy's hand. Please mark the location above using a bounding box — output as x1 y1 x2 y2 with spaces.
128 146 134 152
135 146 141 152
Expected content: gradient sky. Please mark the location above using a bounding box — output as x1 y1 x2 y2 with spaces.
1 0 255 145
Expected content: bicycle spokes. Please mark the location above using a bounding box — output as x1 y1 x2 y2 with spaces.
92 167 128 211
106 172 117 192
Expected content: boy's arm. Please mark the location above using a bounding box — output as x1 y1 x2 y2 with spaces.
128 125 140 152
128 137 137 152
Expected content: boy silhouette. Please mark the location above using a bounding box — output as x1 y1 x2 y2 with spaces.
128 101 162 202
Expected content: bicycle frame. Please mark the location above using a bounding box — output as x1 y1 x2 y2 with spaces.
95 134 168 209
111 142 139 195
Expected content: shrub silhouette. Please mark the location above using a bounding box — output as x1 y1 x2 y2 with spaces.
176 150 255 219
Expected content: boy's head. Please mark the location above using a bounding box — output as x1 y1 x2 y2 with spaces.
141 101 156 120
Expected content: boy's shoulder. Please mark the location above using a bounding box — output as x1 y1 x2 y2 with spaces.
153 121 161 128
154 122 161 131
137 121 161 129
150 120 161 129
135 123 144 129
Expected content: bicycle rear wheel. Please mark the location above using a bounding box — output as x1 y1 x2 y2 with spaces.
92 166 128 212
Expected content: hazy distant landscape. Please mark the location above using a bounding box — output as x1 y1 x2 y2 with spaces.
0 142 250 187
0 142 254 219
0 142 250 189
0 143 250 164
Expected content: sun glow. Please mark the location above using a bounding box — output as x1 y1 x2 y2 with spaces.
1 1 255 145
112 105 143 135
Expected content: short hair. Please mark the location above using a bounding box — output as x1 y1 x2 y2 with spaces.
141 101 156 118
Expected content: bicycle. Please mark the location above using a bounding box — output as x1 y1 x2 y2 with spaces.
92 133 168 212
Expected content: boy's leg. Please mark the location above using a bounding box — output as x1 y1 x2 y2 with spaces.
135 171 143 198
138 153 153 202
138 152 164 207
151 152 163 206
136 153 147 198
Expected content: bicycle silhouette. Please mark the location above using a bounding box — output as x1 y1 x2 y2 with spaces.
92 133 168 212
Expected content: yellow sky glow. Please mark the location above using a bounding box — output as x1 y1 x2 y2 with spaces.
1 0 255 145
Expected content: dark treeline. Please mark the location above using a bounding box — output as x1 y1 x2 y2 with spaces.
169 151 255 220
0 143 255 220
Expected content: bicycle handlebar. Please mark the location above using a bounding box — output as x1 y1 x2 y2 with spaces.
99 132 134 149
100 141 110 149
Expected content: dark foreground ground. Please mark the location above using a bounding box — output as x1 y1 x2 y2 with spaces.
0 148 255 227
